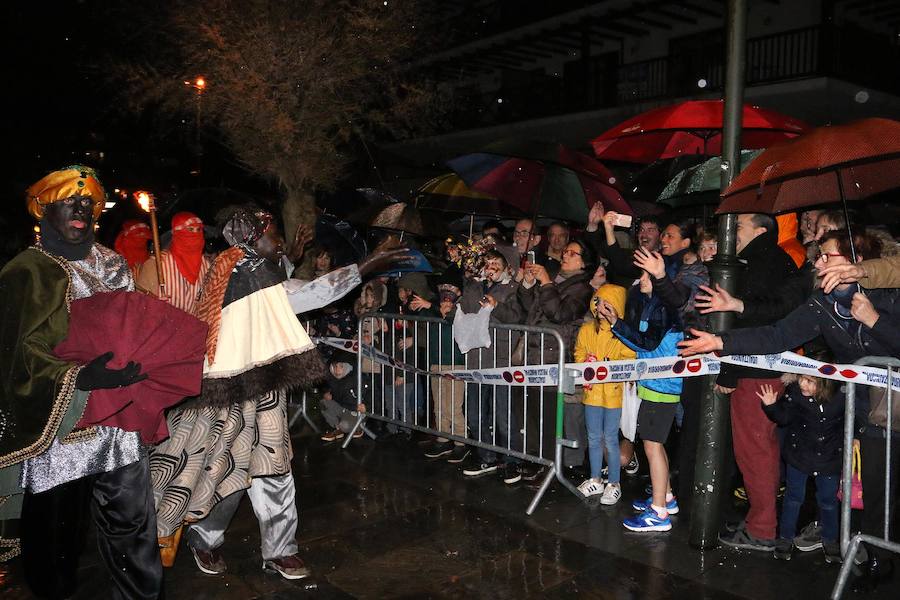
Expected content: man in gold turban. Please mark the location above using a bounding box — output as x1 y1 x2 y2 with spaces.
0 166 162 599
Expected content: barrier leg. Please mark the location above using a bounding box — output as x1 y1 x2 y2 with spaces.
526 464 557 515
341 413 367 449
830 534 863 600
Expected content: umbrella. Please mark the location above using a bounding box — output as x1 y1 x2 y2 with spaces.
348 201 447 238
625 154 707 204
591 100 808 163
657 150 763 207
314 214 367 267
719 117 900 260
53 290 208 444
414 173 512 218
447 140 630 223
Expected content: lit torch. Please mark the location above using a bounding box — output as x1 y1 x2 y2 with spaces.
135 191 167 298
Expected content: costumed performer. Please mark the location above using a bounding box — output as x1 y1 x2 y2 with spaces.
0 166 162 599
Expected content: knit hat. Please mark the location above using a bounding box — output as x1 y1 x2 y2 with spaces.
397 272 435 301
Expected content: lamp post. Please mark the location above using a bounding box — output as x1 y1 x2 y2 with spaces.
135 191 166 298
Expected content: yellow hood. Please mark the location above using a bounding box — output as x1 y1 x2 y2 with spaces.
590 283 627 329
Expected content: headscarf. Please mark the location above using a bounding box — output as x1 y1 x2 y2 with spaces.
114 220 152 268
26 165 105 222
170 212 205 283
221 206 273 250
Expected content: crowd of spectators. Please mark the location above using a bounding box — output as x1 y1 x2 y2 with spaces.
297 200 899 581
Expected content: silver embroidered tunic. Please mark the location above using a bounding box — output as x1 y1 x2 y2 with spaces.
20 244 145 493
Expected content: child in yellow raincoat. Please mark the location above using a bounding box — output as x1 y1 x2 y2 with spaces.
574 284 635 504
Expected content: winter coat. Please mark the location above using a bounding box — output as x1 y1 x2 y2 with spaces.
583 229 642 288
650 249 710 333
716 230 806 387
514 270 594 364
762 383 845 476
574 285 636 408
859 255 900 289
611 285 683 402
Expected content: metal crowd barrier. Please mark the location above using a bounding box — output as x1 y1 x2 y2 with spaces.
832 356 899 600
343 312 586 514
287 320 320 434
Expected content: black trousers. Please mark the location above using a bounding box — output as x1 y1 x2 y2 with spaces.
22 456 163 599
859 434 900 560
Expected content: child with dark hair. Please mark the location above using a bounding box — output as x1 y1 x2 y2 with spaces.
759 372 844 563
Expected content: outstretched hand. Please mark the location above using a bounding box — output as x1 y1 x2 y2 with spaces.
694 284 744 314
75 351 148 391
677 328 724 356
756 384 778 406
358 238 412 276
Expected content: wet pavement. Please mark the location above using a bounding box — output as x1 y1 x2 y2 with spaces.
1 425 896 599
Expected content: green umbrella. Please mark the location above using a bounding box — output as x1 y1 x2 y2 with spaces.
657 149 763 207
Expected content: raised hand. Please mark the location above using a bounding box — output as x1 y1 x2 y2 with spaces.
287 223 314 263
633 247 666 279
755 383 778 406
595 299 619 326
408 294 432 312
358 239 412 276
695 284 743 314
587 202 605 232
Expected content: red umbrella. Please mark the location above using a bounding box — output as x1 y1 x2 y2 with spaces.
591 100 808 163
719 117 900 260
54 290 208 443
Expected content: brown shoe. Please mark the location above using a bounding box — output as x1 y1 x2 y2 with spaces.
190 545 227 574
263 553 311 579
320 428 344 442
352 428 364 439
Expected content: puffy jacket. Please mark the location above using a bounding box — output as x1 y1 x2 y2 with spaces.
575 285 636 408
612 285 683 402
762 382 845 476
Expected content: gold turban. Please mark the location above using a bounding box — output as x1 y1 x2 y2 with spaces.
26 165 105 221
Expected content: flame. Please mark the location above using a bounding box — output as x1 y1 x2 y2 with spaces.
135 191 153 212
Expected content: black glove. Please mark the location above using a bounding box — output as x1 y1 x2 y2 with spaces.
75 351 148 391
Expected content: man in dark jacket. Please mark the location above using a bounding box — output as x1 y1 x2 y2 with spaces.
702 213 807 550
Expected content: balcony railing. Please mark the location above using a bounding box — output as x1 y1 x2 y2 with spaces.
440 24 899 132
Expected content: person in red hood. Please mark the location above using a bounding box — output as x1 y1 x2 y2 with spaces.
114 219 152 275
136 212 212 314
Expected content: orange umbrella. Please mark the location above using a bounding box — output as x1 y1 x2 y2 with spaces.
719 117 900 215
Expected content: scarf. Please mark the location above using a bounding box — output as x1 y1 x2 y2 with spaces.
39 217 94 261
170 212 205 283
113 220 151 268
554 268 585 285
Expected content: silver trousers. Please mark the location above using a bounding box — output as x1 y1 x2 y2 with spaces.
187 472 299 560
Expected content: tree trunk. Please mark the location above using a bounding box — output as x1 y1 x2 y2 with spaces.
281 186 316 244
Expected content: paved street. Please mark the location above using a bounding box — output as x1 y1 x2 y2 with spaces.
1 426 894 599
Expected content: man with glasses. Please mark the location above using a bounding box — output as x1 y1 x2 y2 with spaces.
584 202 663 287
511 218 557 279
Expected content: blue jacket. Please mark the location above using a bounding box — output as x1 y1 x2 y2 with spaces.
612 286 683 401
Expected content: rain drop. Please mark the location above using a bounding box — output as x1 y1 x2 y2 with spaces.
854 90 869 104
697 79 707 88
608 177 616 184
497 98 503 104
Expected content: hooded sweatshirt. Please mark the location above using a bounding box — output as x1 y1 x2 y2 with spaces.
574 285 636 408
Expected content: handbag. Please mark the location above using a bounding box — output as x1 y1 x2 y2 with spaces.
620 382 641 443
837 443 864 510
867 386 900 432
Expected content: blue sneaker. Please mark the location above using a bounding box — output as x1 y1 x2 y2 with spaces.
623 507 672 532
631 496 679 514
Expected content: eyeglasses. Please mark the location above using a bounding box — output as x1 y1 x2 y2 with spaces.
513 229 533 237
814 250 845 263
562 249 582 257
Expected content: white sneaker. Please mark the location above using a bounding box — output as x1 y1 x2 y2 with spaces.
600 482 621 505
577 478 605 497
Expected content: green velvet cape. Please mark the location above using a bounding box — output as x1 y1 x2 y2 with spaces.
0 247 88 559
